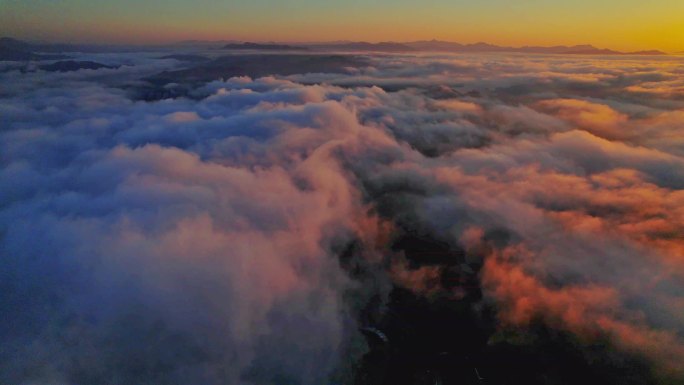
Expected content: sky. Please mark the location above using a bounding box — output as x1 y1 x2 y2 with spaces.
2 0 684 52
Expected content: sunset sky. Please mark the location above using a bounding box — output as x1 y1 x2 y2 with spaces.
2 0 684 52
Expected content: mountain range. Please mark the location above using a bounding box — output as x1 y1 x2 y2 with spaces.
0 37 670 61
0 37 71 60
220 40 668 55
223 42 307 51
301 40 666 55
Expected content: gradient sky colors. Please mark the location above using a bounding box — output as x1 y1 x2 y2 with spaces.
2 0 684 52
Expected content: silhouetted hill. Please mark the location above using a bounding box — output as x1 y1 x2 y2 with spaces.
0 37 71 61
626 50 667 55
38 60 118 72
2 37 668 58
402 40 667 55
223 42 307 51
0 37 32 51
159 54 210 62
308 42 416 52
1 37 164 58
147 54 368 86
406 40 465 51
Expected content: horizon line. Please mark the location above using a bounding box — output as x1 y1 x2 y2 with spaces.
3 36 679 55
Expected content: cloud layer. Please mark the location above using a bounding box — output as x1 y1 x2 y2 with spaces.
1 51 684 384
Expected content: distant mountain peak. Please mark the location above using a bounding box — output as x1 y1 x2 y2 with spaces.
402 40 667 55
222 42 306 51
0 36 670 56
0 36 71 61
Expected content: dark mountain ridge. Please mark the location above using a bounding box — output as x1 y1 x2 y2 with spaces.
404 40 667 55
0 37 71 61
223 42 307 51
1 36 670 57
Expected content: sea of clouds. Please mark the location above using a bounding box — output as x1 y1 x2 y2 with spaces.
1 51 684 384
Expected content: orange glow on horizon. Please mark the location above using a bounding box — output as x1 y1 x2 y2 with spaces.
1 0 683 52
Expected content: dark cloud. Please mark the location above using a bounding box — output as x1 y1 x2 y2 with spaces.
1 50 683 384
